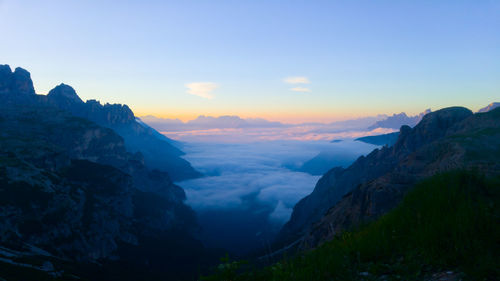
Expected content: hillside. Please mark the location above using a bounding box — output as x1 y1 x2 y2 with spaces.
277 107 500 250
204 171 500 280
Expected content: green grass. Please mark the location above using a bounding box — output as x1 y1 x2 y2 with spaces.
202 171 500 281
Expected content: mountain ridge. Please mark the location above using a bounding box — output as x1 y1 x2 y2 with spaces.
277 106 500 249
0 66 216 280
0 65 201 181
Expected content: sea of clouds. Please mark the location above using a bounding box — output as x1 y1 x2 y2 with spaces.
176 139 378 254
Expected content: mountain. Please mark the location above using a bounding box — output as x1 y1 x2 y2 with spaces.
355 131 399 146
140 115 286 132
204 171 499 280
301 107 500 248
277 106 500 248
367 109 431 130
0 65 217 280
0 65 200 181
478 102 500 113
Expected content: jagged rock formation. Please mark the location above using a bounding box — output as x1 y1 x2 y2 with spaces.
0 65 35 96
0 66 200 181
0 65 214 280
278 107 500 249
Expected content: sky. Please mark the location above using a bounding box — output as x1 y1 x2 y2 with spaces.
1 0 499 123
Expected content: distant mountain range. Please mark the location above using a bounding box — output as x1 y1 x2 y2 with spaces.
478 102 500 113
141 110 436 137
140 115 285 131
367 109 431 130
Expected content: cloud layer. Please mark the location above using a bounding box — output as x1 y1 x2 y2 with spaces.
283 76 311 92
177 139 379 253
185 82 217 99
283 76 310 84
179 140 377 222
290 87 312 92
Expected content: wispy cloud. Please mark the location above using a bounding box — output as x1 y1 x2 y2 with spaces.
283 76 310 84
290 87 312 93
185 82 217 99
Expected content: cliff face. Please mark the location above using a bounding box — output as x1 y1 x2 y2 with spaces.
277 107 500 248
0 66 201 181
301 108 500 249
0 66 211 280
45 82 202 181
0 65 36 96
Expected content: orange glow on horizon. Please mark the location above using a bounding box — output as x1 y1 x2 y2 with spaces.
132 108 401 124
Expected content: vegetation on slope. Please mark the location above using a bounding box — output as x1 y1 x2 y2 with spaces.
203 171 500 280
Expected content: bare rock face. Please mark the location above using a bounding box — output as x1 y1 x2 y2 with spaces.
0 65 210 280
48 83 84 104
277 107 485 248
0 64 201 181
0 65 35 96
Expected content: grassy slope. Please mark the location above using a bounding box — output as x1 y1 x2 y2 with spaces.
203 171 499 280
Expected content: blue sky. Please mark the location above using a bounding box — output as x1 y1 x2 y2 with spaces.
1 0 499 122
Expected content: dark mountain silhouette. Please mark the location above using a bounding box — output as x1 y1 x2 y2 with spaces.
0 65 216 280
0 65 200 181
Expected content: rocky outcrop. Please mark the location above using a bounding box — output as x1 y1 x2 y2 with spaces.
0 101 209 280
277 107 476 247
292 108 500 249
0 65 35 96
0 65 213 280
0 64 201 181
45 83 201 181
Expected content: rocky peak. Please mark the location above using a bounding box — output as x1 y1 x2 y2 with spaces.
0 64 12 93
48 83 84 104
12 67 35 95
393 107 472 153
0 65 35 95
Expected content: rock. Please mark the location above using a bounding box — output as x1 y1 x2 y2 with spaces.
48 83 84 104
277 107 495 250
0 65 35 96
12 67 35 95
297 107 499 249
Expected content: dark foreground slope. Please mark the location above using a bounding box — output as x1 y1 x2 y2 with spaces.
0 67 217 280
278 107 500 249
204 171 500 280
0 104 218 280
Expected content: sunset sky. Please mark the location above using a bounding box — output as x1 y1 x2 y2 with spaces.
1 0 499 123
